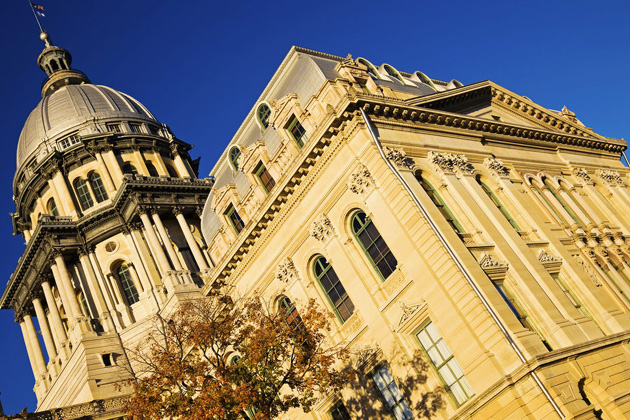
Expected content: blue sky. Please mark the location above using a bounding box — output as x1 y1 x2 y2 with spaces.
0 0 628 414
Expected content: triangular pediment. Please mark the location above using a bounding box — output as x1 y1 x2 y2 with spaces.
407 81 602 140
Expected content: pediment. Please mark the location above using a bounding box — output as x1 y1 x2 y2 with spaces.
407 82 601 140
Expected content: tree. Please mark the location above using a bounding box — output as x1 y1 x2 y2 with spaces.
123 294 354 420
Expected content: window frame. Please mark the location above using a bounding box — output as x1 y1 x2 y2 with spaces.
371 364 414 420
416 174 465 234
287 116 308 149
73 177 94 210
88 172 108 203
116 263 140 305
414 320 474 406
229 146 242 171
225 204 245 234
328 400 351 420
313 256 354 323
47 198 59 217
350 211 398 280
478 180 520 231
255 162 275 193
256 103 271 130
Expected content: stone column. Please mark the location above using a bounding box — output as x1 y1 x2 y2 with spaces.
22 314 47 377
79 249 115 332
32 295 57 360
94 152 116 194
41 279 67 346
50 262 75 324
171 145 191 178
52 253 83 326
19 316 40 380
133 149 150 175
124 229 157 291
103 147 124 186
52 171 78 216
174 208 209 270
151 211 183 270
139 210 172 275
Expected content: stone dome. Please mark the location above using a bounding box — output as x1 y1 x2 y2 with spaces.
17 84 160 168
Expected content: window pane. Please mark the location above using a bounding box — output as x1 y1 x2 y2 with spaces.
314 257 354 323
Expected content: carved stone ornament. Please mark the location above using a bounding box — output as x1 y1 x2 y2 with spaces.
384 147 414 170
483 157 510 177
275 257 299 284
428 151 475 175
348 165 374 194
573 167 592 182
478 252 506 269
538 250 562 263
596 169 624 186
396 300 426 331
572 255 601 287
309 215 335 242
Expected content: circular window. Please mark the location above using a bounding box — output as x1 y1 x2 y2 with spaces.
105 241 118 253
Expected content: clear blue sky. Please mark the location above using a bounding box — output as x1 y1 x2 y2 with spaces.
0 0 628 414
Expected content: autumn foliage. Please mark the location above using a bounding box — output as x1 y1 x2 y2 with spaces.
123 294 354 420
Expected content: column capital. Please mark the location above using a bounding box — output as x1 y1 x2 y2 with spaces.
51 248 63 259
172 206 184 216
195 206 203 218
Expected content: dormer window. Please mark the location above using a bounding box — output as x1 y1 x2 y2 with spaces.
384 64 403 82
257 103 271 130
288 117 308 149
148 125 160 135
58 134 80 151
129 123 142 133
107 123 122 133
225 204 245 234
229 146 241 171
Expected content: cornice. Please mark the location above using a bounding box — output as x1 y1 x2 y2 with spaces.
407 81 613 143
2 176 213 309
355 95 625 154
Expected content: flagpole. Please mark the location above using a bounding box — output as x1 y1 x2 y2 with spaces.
27 0 44 32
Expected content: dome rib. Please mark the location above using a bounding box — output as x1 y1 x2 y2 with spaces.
17 84 161 168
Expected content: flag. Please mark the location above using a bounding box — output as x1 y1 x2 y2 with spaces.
31 3 45 17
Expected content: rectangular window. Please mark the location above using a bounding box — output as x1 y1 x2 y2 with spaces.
226 204 245 234
129 123 142 133
371 365 413 420
107 123 122 133
255 162 275 193
328 401 351 420
416 321 474 405
288 116 308 148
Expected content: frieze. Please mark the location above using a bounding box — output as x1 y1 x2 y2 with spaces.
309 214 334 242
572 255 601 287
483 157 510 177
384 147 414 170
573 168 592 182
275 257 299 284
596 169 624 186
428 151 475 175
538 250 562 263
347 165 374 195
478 252 505 269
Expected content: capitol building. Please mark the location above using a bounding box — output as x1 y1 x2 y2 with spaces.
2 30 630 420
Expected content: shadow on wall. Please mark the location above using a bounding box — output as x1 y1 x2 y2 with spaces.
344 347 445 419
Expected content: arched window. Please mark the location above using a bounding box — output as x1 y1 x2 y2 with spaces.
229 147 241 171
166 164 178 178
416 174 465 234
257 103 271 130
117 264 139 305
47 198 59 217
543 178 584 228
383 64 403 82
351 211 398 280
478 180 520 231
89 172 108 203
313 256 354 323
122 163 138 175
146 162 159 177
278 296 302 330
357 58 380 79
74 178 94 210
